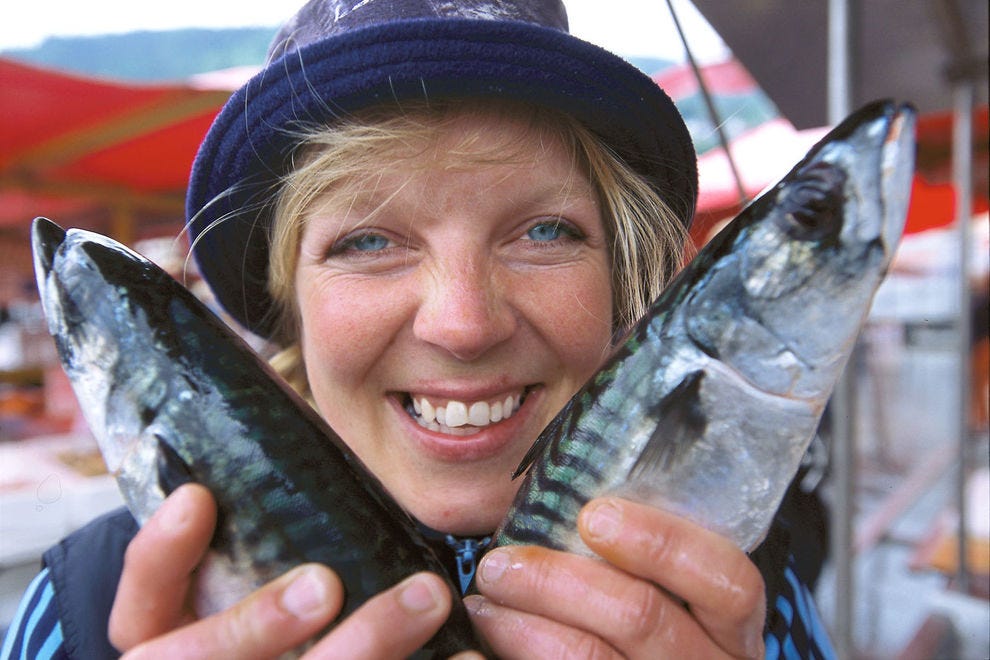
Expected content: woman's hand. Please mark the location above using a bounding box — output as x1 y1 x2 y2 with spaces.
466 496 767 659
108 484 472 659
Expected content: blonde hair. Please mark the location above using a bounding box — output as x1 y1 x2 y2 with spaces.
266 100 688 394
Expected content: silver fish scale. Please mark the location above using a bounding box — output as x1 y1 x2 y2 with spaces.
495 101 915 554
497 303 820 553
31 219 489 657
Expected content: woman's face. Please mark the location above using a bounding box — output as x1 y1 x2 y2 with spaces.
294 112 614 534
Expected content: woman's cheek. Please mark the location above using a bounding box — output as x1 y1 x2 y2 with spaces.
520 269 613 367
298 280 393 384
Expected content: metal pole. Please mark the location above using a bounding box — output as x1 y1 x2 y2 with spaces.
664 0 749 209
827 0 856 657
952 81 974 593
931 0 983 597
828 0 853 124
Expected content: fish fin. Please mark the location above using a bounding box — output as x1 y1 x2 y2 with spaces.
155 435 196 495
511 398 575 480
629 371 708 480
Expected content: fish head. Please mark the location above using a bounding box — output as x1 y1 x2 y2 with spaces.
32 218 176 520
684 101 916 400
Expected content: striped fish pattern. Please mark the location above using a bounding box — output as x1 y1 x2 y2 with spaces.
31 218 489 658
494 100 916 553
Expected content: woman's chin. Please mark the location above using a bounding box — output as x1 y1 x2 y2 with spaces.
397 484 518 536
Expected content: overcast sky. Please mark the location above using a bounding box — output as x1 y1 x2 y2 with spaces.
1 0 729 63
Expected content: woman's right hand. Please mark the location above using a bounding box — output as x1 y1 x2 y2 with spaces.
108 484 469 659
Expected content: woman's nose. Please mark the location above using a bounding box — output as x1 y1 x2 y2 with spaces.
412 256 517 361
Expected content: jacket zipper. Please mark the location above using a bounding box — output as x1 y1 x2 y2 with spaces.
445 534 491 594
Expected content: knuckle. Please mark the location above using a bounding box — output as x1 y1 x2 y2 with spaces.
570 632 621 660
612 581 667 643
519 548 560 593
224 589 288 651
219 601 253 647
722 566 766 624
643 528 677 571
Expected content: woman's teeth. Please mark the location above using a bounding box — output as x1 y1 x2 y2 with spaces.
409 393 523 433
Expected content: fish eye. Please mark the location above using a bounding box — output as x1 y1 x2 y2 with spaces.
779 163 846 241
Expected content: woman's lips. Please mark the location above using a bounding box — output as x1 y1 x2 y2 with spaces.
390 386 540 461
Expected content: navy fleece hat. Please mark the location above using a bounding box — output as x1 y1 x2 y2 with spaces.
186 0 697 338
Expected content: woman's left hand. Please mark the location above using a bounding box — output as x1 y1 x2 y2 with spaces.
465 496 766 659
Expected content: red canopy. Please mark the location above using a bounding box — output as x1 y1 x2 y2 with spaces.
653 58 761 99
1 56 984 302
0 58 232 238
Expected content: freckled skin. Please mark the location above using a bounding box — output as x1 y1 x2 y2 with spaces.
294 112 615 535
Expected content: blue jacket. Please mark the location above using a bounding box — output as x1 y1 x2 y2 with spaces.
2 497 835 659
2 508 136 659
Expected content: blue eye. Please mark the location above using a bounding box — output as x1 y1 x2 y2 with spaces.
527 222 565 242
347 233 390 252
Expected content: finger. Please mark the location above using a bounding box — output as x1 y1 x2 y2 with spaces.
579 497 766 658
465 594 619 660
303 572 455 659
122 563 342 660
474 545 719 659
109 483 217 650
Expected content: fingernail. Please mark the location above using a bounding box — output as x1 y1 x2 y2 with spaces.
450 652 487 660
158 494 191 533
281 566 327 618
478 548 509 585
585 500 623 541
462 595 491 617
399 575 442 614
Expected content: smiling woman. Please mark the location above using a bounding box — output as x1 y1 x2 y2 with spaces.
267 99 685 376
3 1 834 658
273 102 617 534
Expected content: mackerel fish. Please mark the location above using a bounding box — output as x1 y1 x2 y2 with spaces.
31 218 487 657
495 100 916 553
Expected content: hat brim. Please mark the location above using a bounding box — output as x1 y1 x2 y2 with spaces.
187 18 697 338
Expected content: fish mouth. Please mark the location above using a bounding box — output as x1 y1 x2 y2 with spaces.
32 217 67 289
880 105 916 253
401 387 533 436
